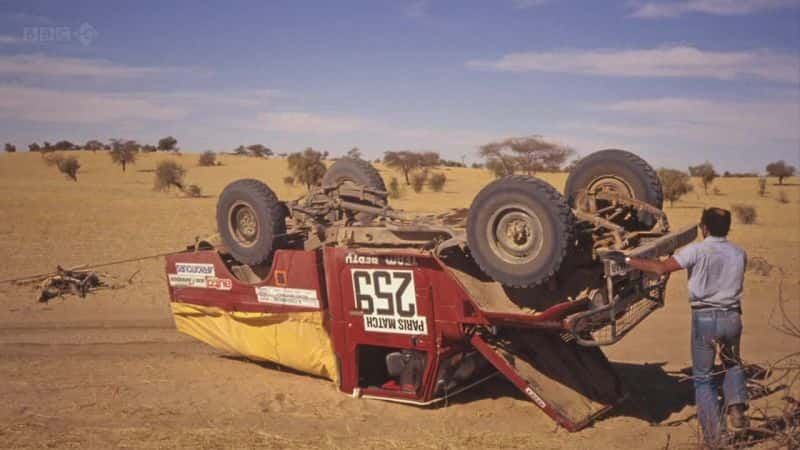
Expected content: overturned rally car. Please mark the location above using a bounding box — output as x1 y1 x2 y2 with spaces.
165 149 696 431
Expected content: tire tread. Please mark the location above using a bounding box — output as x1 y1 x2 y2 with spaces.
467 175 574 287
566 149 663 209
216 179 286 265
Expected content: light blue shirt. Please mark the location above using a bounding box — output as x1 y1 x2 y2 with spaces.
673 236 747 310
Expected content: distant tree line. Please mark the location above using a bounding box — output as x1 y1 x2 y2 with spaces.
22 136 180 154
656 159 797 207
8 133 798 189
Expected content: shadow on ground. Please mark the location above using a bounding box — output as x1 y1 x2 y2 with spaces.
610 361 694 424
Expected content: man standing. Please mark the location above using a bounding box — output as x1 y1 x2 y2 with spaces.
605 207 748 445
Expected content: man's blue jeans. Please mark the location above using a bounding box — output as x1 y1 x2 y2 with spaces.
692 309 748 444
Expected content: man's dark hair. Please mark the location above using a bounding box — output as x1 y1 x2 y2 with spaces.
701 207 731 237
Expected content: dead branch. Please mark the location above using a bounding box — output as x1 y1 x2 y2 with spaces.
37 266 108 302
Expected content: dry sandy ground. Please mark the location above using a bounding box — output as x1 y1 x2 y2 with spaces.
0 151 798 449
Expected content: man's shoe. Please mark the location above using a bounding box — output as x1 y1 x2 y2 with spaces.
728 403 749 430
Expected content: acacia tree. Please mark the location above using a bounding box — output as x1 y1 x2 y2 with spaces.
384 151 422 185
563 157 581 173
658 168 694 207
419 151 440 167
288 148 327 189
157 136 178 152
53 140 75 151
84 139 104 151
109 139 138 172
28 142 41 152
4 143 16 153
480 136 573 176
766 160 796 185
247 144 273 158
480 142 518 177
689 161 718 194
347 147 362 159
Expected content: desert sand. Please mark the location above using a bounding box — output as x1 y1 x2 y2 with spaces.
0 151 797 449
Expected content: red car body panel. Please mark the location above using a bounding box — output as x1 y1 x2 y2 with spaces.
166 247 625 431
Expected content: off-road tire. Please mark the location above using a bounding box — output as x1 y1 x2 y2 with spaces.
322 157 387 223
467 176 574 288
216 179 287 265
564 149 663 210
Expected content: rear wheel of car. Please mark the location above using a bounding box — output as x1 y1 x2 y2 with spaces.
564 149 663 228
216 179 287 265
467 176 574 288
322 157 387 223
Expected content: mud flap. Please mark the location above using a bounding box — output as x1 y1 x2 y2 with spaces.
470 330 626 431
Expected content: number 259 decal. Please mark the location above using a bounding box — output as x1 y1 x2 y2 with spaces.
351 269 427 335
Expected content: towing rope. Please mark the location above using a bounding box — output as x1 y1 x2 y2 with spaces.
0 250 181 285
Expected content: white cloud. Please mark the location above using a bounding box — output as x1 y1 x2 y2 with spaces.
582 97 799 144
467 46 798 83
403 0 429 18
513 0 549 8
0 86 282 125
237 110 502 152
0 35 24 44
139 89 279 108
253 112 374 134
390 127 499 148
629 0 800 18
0 54 170 78
0 86 188 123
0 12 52 25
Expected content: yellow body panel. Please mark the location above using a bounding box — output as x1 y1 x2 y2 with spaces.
170 302 339 385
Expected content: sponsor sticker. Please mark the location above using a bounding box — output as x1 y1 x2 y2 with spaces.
351 269 427 335
168 274 209 288
345 253 379 265
255 286 320 308
345 252 418 267
524 386 547 409
175 263 215 276
168 266 232 290
205 277 233 290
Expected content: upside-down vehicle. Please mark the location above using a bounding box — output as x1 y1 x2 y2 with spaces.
165 149 696 430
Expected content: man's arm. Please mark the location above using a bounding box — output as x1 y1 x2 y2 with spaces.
627 256 683 274
601 251 685 274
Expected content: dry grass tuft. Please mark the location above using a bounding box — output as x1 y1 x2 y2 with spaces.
197 151 217 167
183 184 203 198
429 172 447 192
154 160 186 191
57 156 80 181
732 204 757 224
758 178 767 197
388 177 402 199
748 257 774 276
411 170 428 193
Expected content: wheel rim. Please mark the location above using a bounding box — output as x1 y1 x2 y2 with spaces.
587 175 634 198
485 205 545 265
229 201 260 247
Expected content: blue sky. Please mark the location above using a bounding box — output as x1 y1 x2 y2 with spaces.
0 0 797 171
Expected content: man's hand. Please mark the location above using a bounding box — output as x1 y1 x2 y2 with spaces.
600 250 627 266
